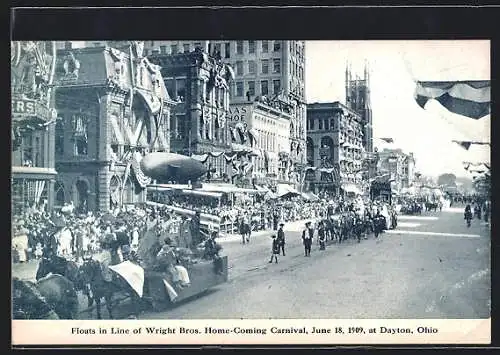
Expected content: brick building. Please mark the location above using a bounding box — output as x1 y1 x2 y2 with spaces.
53 42 175 212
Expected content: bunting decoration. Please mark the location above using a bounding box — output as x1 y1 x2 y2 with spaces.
452 140 490 151
130 152 152 188
415 80 490 119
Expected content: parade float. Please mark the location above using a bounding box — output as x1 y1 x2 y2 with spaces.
105 151 229 311
135 217 228 311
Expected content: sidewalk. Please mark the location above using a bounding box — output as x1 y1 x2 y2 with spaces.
217 218 321 243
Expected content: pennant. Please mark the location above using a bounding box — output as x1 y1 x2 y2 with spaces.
453 140 472 150
379 137 394 144
415 80 490 119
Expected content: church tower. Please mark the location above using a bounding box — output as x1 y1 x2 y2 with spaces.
345 61 373 153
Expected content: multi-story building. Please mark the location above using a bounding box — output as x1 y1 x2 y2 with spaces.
144 41 209 56
148 48 234 179
11 41 59 214
226 100 291 186
53 42 175 212
306 102 365 195
377 148 415 192
345 63 373 153
146 40 307 186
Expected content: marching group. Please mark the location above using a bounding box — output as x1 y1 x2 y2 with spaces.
265 196 399 264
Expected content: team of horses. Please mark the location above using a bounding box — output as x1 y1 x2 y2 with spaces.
13 244 143 320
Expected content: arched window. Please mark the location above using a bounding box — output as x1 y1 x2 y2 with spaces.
123 177 134 205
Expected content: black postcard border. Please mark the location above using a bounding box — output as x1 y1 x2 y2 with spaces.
7 4 499 351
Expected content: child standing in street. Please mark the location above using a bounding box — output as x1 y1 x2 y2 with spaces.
269 235 280 264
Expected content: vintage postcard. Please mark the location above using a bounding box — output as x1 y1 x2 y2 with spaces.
11 33 490 346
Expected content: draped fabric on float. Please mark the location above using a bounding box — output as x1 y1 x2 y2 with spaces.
415 80 491 119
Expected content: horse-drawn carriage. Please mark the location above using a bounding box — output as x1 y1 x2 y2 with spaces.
81 222 229 319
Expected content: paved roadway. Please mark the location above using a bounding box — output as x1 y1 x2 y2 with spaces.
12 205 491 319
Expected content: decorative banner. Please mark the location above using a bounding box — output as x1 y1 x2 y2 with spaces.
415 80 490 119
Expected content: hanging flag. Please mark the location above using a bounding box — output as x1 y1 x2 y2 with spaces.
379 137 394 144
453 140 472 151
414 80 490 119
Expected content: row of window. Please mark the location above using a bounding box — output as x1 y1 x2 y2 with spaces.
147 40 284 59
234 58 281 76
254 129 288 152
307 118 336 131
234 40 281 55
234 79 281 97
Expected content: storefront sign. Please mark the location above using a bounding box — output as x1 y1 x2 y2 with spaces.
11 98 55 121
227 104 251 123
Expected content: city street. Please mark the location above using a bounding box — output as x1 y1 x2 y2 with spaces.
13 205 490 319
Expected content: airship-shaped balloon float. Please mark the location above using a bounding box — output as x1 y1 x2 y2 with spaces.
140 152 207 183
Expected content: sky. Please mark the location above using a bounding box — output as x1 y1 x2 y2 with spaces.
305 40 490 179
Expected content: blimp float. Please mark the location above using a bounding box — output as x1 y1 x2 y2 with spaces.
141 152 208 183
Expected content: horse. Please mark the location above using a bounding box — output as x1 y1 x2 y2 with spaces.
36 252 81 284
425 202 438 212
13 274 79 319
78 257 144 319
